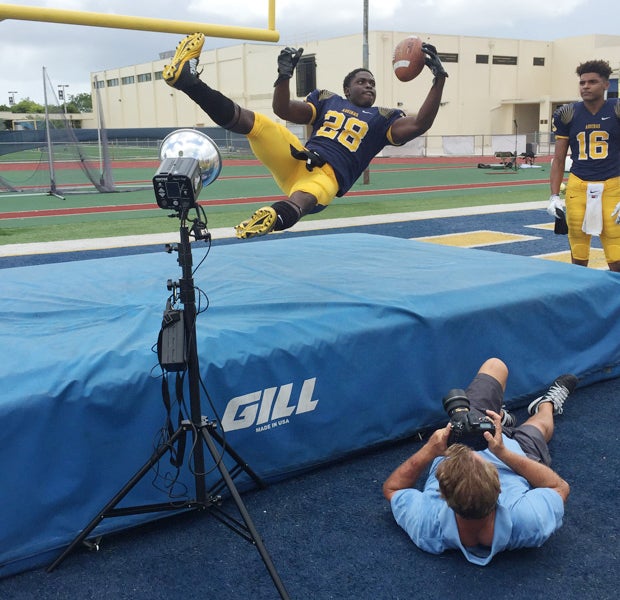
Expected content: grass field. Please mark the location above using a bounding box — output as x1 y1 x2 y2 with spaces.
0 156 551 245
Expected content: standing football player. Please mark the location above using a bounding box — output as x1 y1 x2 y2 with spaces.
548 59 620 271
163 33 447 239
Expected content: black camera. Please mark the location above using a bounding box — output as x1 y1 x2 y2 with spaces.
442 389 495 451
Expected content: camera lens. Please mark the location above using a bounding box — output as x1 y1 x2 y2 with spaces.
442 389 470 417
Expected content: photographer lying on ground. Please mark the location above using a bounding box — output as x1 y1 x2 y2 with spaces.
383 358 577 565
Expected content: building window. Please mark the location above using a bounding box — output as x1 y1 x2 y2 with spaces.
533 57 545 66
106 78 119 87
296 54 316 97
438 53 458 63
121 76 135 85
492 55 518 65
476 54 489 64
93 80 105 89
154 71 164 81
137 73 152 83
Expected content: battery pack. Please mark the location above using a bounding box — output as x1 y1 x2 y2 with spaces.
158 307 187 371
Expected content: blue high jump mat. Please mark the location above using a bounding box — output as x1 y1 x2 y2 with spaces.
1 232 620 577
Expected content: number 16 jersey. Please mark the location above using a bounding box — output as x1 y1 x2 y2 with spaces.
552 98 620 181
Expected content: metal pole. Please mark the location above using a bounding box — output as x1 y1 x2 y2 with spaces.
94 76 103 177
362 0 370 185
58 84 69 116
177 219 207 504
42 67 63 199
362 0 369 69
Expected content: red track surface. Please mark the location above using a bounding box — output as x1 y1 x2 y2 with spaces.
0 178 547 220
1 155 549 220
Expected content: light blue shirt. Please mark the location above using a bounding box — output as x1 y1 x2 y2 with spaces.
390 436 565 565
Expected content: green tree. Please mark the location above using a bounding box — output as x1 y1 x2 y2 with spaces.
67 92 92 113
11 98 45 113
5 94 92 114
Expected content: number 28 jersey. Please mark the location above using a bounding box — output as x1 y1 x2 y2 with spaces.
552 99 620 181
304 89 405 196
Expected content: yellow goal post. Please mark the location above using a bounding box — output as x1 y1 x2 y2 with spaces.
0 1 279 42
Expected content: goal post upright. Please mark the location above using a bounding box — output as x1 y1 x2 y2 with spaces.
0 1 280 194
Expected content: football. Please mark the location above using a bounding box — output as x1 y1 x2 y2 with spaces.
392 36 425 82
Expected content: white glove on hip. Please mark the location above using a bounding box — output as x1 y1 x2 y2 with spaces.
612 202 620 225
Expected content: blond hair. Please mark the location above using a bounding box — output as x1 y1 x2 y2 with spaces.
436 444 500 519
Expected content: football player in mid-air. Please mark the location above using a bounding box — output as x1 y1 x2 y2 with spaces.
164 33 447 239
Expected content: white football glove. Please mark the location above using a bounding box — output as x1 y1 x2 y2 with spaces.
547 194 565 218
612 202 620 225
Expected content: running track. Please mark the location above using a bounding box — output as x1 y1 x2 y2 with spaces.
1 178 546 220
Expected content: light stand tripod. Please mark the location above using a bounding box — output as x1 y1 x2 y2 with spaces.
47 208 289 599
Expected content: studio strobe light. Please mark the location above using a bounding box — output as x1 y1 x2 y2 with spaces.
49 130 290 599
153 128 222 211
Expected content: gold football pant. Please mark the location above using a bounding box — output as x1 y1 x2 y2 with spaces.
247 113 339 210
566 174 620 263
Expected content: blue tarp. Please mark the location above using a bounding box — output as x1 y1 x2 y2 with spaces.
2 233 620 577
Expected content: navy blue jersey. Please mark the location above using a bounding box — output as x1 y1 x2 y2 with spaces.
552 99 620 181
304 89 405 196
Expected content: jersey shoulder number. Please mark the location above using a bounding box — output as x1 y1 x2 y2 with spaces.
317 89 336 102
377 106 402 120
556 103 576 125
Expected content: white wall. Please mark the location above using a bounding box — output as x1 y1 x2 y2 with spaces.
91 31 620 141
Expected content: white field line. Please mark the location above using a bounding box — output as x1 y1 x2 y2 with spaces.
0 201 547 257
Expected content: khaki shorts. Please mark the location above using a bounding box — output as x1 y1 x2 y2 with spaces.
466 373 552 466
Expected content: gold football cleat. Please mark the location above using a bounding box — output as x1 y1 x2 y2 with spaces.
235 206 278 239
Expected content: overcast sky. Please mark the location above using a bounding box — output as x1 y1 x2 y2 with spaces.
1 0 619 105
